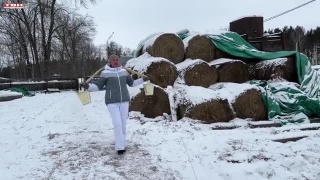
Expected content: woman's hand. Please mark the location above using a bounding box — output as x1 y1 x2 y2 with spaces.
80 83 89 89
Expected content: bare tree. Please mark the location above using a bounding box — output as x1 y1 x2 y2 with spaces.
0 0 135 80
290 26 306 51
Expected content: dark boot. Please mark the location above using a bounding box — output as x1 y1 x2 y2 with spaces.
117 150 125 155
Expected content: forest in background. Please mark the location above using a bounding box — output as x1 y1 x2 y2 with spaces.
0 0 134 79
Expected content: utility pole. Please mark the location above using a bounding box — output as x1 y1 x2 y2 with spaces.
106 32 114 61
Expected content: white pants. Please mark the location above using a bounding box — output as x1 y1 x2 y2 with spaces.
106 102 129 151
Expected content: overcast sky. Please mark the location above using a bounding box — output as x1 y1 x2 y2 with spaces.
79 0 320 50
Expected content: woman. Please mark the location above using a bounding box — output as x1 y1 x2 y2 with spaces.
83 54 148 155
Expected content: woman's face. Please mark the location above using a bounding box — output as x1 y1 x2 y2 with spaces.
109 56 120 67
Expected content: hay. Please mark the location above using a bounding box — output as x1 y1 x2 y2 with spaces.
209 82 267 121
175 85 235 123
255 56 297 82
136 33 184 64
247 61 258 80
209 58 249 83
232 89 267 120
129 86 170 118
146 61 178 88
176 59 218 87
184 35 227 62
182 99 235 123
125 53 178 88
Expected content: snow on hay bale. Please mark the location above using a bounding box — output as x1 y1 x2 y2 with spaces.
129 85 170 118
255 56 298 82
209 58 249 83
136 33 184 64
210 83 267 120
175 59 218 87
183 35 226 62
175 85 235 123
125 53 178 88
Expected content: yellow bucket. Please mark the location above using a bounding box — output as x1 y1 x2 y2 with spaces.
143 82 154 96
77 91 91 105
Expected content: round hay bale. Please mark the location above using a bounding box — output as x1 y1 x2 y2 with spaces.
209 82 267 121
184 35 227 62
255 56 297 82
232 89 267 120
125 53 178 88
146 61 178 88
209 58 249 83
183 99 235 123
176 59 218 87
175 85 235 123
136 33 184 64
129 86 170 118
247 61 258 80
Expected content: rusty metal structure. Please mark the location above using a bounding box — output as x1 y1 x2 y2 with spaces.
229 16 285 51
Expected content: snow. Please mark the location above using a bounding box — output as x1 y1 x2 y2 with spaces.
311 65 320 70
128 84 144 98
174 84 226 105
182 29 234 49
182 34 196 49
231 15 263 22
176 58 205 71
135 32 182 53
1 88 320 179
1 80 73 85
301 69 320 98
209 58 243 66
256 58 287 69
176 29 189 35
0 77 11 80
135 32 162 56
174 82 260 107
209 82 259 104
0 90 23 97
125 52 174 73
175 59 207 85
142 33 162 51
236 44 262 52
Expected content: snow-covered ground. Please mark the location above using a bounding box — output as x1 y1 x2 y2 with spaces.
0 90 23 97
1 90 320 180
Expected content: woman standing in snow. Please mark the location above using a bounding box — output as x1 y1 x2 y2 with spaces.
82 54 148 155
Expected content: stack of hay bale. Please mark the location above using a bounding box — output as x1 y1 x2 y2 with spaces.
126 31 297 123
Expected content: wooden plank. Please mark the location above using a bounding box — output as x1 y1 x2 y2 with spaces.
211 119 320 131
283 126 320 132
212 126 240 130
310 118 320 124
0 95 23 102
272 136 308 143
248 122 281 128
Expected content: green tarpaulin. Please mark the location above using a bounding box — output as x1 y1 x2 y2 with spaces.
9 87 34 97
178 30 320 124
